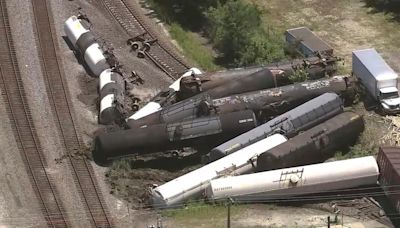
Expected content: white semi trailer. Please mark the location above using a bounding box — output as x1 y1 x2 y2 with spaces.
352 48 400 113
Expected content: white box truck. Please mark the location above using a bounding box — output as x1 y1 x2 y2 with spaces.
352 48 400 114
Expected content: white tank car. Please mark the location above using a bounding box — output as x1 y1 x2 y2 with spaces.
100 94 115 114
151 134 287 208
64 16 89 47
99 69 115 91
128 68 202 121
207 156 379 202
84 43 109 76
99 69 125 124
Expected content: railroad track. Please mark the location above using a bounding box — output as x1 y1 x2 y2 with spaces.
31 0 113 227
0 0 69 227
100 0 190 80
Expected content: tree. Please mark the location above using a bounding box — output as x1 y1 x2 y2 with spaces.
206 0 285 66
206 0 263 63
237 30 285 66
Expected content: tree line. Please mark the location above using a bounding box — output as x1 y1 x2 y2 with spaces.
150 0 285 67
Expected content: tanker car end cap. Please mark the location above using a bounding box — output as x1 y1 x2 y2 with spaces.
92 136 110 167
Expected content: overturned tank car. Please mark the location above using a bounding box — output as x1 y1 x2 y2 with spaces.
93 110 258 165
208 92 343 162
256 111 364 172
127 76 353 129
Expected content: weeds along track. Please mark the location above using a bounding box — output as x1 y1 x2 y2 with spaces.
100 0 190 80
31 0 113 227
0 0 69 227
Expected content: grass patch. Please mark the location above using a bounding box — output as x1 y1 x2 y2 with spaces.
162 202 245 227
169 23 220 71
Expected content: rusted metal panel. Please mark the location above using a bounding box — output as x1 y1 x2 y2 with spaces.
377 146 400 214
285 27 333 57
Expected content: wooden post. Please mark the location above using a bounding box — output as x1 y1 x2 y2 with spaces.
227 201 231 228
327 216 331 228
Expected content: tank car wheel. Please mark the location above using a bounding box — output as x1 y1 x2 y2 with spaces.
137 51 146 58
130 41 140 51
172 151 179 157
132 104 140 112
143 42 151 52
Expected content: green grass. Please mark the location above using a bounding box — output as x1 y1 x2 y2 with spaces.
169 23 220 71
162 202 244 227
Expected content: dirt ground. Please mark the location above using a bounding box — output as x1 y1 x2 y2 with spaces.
1 0 399 227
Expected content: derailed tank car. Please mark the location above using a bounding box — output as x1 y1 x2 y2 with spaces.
127 68 202 121
208 93 343 162
377 147 400 215
64 15 108 76
65 15 125 124
93 110 257 165
128 76 352 129
256 112 364 172
127 69 278 128
177 66 269 100
201 75 352 117
99 69 125 124
177 55 340 101
207 157 379 202
151 134 287 208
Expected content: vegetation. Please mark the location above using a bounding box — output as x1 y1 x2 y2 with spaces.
162 202 244 227
288 68 309 83
169 23 220 71
365 0 400 18
206 0 285 66
147 0 286 68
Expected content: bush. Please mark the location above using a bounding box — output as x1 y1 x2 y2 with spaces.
288 68 309 83
206 0 285 66
169 23 219 71
364 0 400 15
237 30 285 66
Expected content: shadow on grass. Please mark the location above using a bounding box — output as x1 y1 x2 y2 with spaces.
138 0 239 69
363 0 400 22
